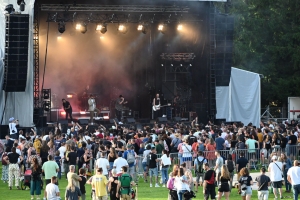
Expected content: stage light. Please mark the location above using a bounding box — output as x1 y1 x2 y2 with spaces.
43 101 51 112
75 23 81 30
137 24 147 34
57 36 62 40
96 24 107 34
58 22 65 34
81 24 87 34
61 111 66 115
177 24 183 31
80 111 86 115
4 4 15 14
67 94 73 98
118 24 127 34
158 24 165 34
103 116 109 120
17 0 25 12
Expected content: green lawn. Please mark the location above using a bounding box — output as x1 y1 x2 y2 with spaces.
0 164 293 200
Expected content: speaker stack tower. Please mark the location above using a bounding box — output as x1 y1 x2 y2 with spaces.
3 14 29 92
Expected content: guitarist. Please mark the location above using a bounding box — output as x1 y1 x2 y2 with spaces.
115 95 127 121
62 99 73 122
152 93 161 119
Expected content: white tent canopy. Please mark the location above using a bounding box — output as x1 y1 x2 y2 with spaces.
216 67 261 127
0 0 35 126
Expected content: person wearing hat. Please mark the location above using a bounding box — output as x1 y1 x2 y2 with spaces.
9 117 19 140
268 155 283 199
113 151 129 176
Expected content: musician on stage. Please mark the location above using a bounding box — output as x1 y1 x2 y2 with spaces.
173 95 180 117
152 93 161 119
62 99 73 122
88 94 100 123
115 95 127 122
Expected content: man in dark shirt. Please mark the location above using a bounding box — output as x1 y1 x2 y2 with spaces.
203 163 216 200
215 132 225 150
79 168 87 200
255 167 271 199
5 135 14 151
7 147 23 190
67 146 78 166
62 99 73 122
188 130 196 145
236 152 249 183
148 147 160 187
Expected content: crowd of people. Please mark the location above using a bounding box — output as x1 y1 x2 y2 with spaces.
1 118 300 200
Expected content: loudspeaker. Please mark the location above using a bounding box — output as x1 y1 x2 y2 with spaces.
78 119 89 125
173 117 181 122
157 117 167 122
126 118 136 123
0 125 9 139
3 14 29 92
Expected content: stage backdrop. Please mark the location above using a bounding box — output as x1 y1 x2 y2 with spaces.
216 67 261 127
0 0 35 126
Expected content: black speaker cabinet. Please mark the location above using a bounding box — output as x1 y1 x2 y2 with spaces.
157 117 168 122
126 118 136 123
78 119 89 125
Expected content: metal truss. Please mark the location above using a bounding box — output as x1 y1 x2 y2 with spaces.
160 53 195 62
33 3 39 108
46 12 201 24
41 4 190 13
164 65 189 74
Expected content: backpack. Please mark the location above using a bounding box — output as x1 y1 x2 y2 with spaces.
126 150 135 164
198 143 205 152
1 152 8 165
206 170 215 185
227 160 234 173
79 155 85 163
167 177 175 190
196 157 206 173
120 174 131 195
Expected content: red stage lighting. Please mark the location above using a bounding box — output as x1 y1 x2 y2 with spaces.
103 116 109 120
61 111 66 115
80 111 86 114
67 94 73 98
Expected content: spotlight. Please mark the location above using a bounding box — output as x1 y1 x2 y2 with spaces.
96 24 107 34
137 24 147 34
75 23 81 30
118 24 127 34
177 24 183 31
158 24 165 34
4 4 15 14
81 23 87 34
58 22 65 34
17 0 25 12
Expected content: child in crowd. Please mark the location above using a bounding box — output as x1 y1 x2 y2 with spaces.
79 168 87 200
54 151 62 179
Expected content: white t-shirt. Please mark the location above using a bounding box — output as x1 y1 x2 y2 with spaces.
287 166 300 185
96 157 110 175
113 158 129 174
45 183 60 200
269 161 283 181
221 132 227 139
216 156 224 173
182 144 192 158
142 150 151 163
9 123 17 135
58 146 66 158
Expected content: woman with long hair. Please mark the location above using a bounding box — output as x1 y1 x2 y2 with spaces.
168 164 179 200
40 140 49 165
48 139 55 157
108 147 117 175
65 176 82 200
225 154 235 190
217 165 231 200
206 138 216 166
238 167 253 200
108 169 119 200
263 135 272 156
30 157 42 200
175 167 190 200
181 136 192 169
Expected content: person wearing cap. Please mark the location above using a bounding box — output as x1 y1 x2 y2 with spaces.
268 155 283 199
113 152 129 175
287 160 300 199
9 117 19 140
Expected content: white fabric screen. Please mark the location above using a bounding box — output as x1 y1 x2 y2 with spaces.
216 67 261 127
0 0 35 126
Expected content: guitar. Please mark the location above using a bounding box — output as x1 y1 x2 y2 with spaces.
152 103 171 111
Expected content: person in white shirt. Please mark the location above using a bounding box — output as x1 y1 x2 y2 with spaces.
9 117 18 140
113 152 129 175
96 152 110 176
287 160 300 199
181 137 192 169
142 145 151 182
268 155 283 199
44 176 60 200
214 150 224 185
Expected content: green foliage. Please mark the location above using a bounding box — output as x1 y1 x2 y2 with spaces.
216 0 300 106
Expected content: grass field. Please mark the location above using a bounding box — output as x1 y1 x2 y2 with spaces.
0 164 293 200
